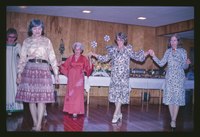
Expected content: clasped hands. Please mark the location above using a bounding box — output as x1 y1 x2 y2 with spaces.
145 49 155 57
88 52 97 59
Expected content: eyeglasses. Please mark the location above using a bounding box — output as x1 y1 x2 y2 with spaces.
170 40 178 42
8 36 17 38
116 39 123 42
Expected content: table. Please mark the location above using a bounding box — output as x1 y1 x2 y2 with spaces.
184 79 195 104
129 78 165 104
52 75 194 105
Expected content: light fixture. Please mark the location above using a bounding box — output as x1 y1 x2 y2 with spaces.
82 10 91 14
137 17 147 20
19 6 27 9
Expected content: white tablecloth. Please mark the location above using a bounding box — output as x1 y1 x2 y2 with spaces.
51 75 90 91
52 75 194 90
52 75 194 104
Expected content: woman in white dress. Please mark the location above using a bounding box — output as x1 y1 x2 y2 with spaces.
6 28 23 115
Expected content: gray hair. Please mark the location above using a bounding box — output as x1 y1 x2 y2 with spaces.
72 42 84 51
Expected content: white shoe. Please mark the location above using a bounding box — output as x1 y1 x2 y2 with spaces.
112 113 122 123
44 111 47 116
170 121 176 128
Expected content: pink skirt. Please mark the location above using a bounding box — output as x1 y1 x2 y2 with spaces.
16 62 55 103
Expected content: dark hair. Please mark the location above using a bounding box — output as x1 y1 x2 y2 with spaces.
7 28 18 41
167 33 183 49
28 19 45 36
115 32 128 46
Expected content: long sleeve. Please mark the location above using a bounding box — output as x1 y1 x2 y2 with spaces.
152 49 170 67
181 49 189 69
59 56 72 77
96 46 114 63
127 45 145 62
17 36 59 76
15 43 21 57
97 54 112 63
46 39 58 76
14 43 21 72
17 40 28 75
83 56 94 77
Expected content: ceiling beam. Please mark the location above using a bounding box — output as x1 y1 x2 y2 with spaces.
156 19 194 36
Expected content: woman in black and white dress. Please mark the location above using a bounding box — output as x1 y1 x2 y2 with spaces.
90 32 150 123
149 34 191 129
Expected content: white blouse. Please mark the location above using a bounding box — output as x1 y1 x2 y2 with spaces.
17 36 58 76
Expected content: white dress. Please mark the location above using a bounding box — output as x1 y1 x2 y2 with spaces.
6 43 23 113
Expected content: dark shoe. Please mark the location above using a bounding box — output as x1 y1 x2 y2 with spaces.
170 121 176 131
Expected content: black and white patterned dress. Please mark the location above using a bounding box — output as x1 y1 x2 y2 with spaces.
97 44 145 104
152 48 189 106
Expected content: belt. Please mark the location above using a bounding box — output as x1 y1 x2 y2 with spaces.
29 59 48 63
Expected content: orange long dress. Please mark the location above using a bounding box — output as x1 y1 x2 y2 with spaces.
59 55 93 115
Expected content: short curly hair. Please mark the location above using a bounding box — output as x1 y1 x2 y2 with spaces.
72 42 84 53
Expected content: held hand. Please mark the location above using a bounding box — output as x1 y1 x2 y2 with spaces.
88 54 91 59
148 49 155 57
186 58 191 65
144 50 149 57
88 51 97 58
88 53 94 67
88 52 93 57
88 52 92 60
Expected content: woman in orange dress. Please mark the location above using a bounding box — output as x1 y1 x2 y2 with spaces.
59 42 93 117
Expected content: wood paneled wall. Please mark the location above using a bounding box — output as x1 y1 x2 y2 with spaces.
6 12 194 98
156 19 194 36
6 12 156 66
